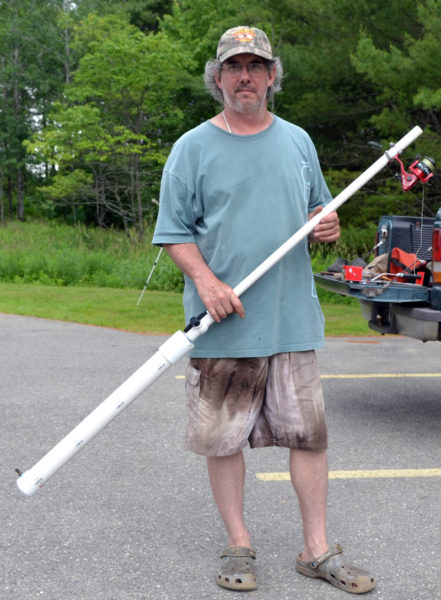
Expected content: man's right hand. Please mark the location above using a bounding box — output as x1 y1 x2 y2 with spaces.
196 274 245 323
163 243 245 323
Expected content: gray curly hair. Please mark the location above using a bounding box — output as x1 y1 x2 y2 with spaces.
203 57 283 105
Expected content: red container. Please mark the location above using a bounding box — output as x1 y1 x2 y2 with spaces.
433 228 441 284
343 265 363 281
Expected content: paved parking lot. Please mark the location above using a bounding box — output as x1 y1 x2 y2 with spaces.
1 314 440 599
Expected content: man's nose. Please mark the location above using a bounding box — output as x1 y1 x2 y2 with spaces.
238 65 252 79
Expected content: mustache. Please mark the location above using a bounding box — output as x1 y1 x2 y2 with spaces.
235 85 257 93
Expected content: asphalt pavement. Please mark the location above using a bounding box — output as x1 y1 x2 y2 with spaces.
1 313 440 600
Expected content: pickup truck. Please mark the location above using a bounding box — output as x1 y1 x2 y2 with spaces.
314 214 441 342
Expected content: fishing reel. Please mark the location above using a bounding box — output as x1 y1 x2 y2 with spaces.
394 155 436 191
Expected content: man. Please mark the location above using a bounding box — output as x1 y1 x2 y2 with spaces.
153 25 375 594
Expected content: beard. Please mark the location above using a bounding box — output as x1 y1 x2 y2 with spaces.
224 85 267 114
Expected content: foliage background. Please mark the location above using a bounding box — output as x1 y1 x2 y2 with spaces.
1 0 441 280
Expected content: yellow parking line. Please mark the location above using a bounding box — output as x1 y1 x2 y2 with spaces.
176 373 441 380
321 373 441 379
256 469 441 481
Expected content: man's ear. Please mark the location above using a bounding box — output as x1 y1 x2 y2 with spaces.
267 66 276 89
215 71 223 91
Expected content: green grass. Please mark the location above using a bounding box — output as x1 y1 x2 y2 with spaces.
0 220 378 336
321 302 376 337
0 282 184 334
0 220 183 291
0 282 376 336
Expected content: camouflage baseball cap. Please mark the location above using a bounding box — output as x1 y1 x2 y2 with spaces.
217 26 273 62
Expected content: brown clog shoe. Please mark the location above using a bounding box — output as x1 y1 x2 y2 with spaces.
296 543 376 594
217 546 257 591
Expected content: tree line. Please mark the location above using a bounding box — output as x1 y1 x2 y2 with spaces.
1 0 440 240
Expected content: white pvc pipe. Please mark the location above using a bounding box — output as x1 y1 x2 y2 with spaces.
232 126 423 298
17 331 195 496
17 125 423 496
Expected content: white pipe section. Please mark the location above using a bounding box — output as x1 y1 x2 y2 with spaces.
232 126 423 298
17 332 194 496
17 125 423 496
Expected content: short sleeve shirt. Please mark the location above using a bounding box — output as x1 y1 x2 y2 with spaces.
153 115 333 358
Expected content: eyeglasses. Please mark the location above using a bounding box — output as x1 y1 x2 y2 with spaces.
222 61 267 77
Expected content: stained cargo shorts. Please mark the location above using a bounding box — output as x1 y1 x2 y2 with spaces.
184 351 327 457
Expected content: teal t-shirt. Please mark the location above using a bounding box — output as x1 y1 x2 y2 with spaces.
153 115 333 358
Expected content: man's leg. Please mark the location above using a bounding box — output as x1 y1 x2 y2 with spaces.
292 448 376 592
207 451 252 548
290 448 329 561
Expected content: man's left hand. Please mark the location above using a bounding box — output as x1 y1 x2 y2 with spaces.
308 206 340 244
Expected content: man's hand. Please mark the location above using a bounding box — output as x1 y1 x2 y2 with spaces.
196 274 245 324
163 242 245 323
308 206 340 243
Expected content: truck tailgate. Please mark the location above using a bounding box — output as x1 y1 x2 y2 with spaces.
314 273 430 303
